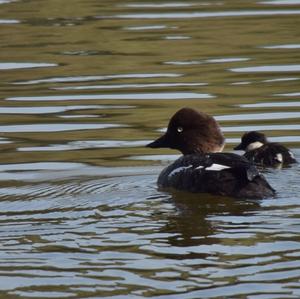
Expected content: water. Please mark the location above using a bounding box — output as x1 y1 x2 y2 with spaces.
0 0 300 298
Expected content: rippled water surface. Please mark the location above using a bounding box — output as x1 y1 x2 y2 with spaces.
0 0 300 298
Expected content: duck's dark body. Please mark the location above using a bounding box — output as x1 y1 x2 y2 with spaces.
244 143 297 166
157 153 275 199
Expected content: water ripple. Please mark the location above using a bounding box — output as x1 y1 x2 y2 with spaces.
18 140 150 152
0 163 160 182
0 0 14 3
164 35 191 40
123 3 195 8
230 64 300 72
216 112 300 121
54 82 206 91
222 124 300 132
14 73 181 85
165 57 250 65
228 136 300 144
124 25 172 30
276 92 300 97
0 19 19 24
0 123 124 133
0 105 132 114
0 62 57 70
0 137 11 144
239 101 300 108
7 92 214 101
261 0 300 4
105 10 300 19
207 57 250 63
263 77 299 82
262 44 300 49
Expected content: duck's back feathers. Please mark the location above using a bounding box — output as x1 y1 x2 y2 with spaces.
158 153 275 199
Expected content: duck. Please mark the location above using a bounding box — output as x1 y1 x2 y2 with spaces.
234 131 297 167
147 108 275 199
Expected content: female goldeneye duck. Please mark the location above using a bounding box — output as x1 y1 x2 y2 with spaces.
234 131 297 167
147 108 275 199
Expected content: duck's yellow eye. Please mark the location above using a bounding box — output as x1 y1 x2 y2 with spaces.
177 126 183 133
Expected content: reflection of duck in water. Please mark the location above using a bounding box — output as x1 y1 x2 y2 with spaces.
158 190 261 249
234 131 297 167
147 108 275 199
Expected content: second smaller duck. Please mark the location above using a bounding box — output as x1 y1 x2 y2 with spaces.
234 131 297 167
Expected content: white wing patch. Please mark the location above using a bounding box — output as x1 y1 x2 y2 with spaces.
168 165 193 178
168 163 231 177
275 153 283 163
205 164 231 171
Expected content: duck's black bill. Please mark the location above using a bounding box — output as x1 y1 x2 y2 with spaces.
146 134 170 149
234 143 243 150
